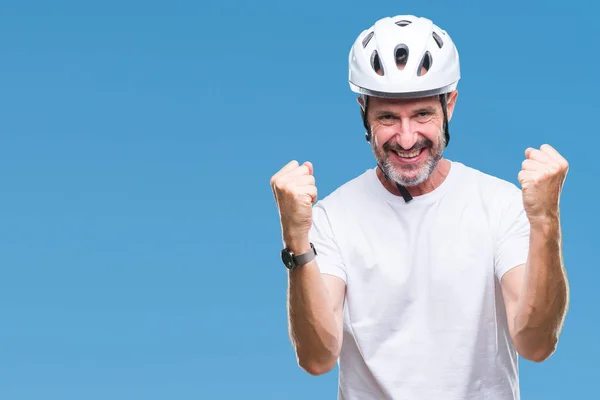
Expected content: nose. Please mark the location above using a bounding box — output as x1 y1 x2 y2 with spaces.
394 118 418 150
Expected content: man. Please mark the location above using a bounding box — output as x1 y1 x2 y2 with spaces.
270 14 570 399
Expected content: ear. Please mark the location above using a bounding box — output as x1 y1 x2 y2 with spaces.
446 90 458 121
357 96 364 109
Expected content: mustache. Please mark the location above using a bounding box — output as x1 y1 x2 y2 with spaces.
383 138 433 153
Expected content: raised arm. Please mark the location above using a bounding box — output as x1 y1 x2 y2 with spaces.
500 144 570 362
271 160 346 375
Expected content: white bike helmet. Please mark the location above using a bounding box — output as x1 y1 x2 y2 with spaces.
349 15 460 202
349 15 460 99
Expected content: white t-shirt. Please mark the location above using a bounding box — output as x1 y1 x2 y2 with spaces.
309 160 530 400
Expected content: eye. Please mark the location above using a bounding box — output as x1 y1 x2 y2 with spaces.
415 111 433 122
377 114 397 125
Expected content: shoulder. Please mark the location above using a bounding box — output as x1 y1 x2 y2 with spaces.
310 167 377 229
450 161 526 231
451 161 522 200
315 167 377 209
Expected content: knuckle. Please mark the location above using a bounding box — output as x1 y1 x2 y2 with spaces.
553 163 564 173
276 182 289 194
283 182 295 192
275 177 286 189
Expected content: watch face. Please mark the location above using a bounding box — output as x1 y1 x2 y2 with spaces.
281 249 295 269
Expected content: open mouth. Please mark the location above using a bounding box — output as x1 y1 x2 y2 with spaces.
391 147 427 163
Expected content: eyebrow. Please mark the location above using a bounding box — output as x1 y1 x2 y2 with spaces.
373 105 438 116
412 106 437 114
373 109 397 117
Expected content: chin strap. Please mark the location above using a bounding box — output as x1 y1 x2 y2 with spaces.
376 162 413 202
361 93 450 204
396 181 413 202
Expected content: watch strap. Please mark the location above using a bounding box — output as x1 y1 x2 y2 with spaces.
293 243 317 266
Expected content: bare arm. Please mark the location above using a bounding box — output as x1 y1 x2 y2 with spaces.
286 240 346 375
501 216 569 362
270 160 346 375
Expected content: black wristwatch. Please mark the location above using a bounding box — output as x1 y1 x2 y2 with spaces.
281 243 317 270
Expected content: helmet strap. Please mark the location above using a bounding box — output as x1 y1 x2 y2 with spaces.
360 94 372 142
439 93 450 147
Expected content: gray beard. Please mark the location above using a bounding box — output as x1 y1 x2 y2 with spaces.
372 131 446 187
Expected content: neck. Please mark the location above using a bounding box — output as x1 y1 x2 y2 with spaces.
376 158 451 197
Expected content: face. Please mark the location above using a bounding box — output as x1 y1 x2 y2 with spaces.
362 91 457 187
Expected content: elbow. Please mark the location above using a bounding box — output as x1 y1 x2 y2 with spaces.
512 309 562 363
520 345 556 363
292 328 341 376
296 346 340 376
298 357 338 376
514 332 559 363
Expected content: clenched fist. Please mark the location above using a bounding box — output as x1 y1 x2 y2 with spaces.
518 144 569 223
270 160 318 250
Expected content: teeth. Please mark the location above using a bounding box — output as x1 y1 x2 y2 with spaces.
396 149 421 158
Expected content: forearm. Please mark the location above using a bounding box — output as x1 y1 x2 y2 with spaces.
286 238 341 375
514 216 569 361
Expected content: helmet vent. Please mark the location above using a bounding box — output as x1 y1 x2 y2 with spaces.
395 20 412 27
417 51 432 76
371 51 384 76
394 45 409 70
432 31 444 48
362 31 374 48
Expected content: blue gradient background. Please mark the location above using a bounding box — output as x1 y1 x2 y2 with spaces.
1 1 597 399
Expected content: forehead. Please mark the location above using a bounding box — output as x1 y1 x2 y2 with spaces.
369 95 438 110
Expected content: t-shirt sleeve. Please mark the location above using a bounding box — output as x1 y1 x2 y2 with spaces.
494 186 531 280
308 202 347 283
